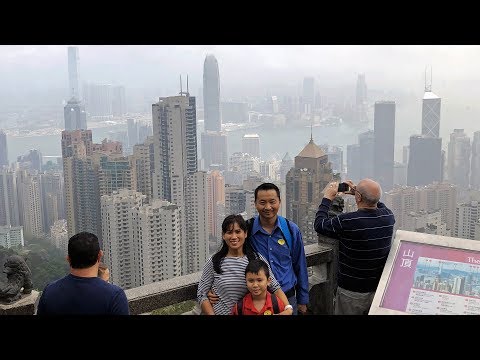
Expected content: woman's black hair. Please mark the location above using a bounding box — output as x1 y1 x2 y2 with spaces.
212 214 257 274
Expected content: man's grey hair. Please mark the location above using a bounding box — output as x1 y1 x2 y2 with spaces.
359 183 382 206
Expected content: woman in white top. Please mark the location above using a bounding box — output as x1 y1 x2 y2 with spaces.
197 214 291 315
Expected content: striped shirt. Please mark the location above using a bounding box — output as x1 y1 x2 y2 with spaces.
314 198 395 293
197 253 281 315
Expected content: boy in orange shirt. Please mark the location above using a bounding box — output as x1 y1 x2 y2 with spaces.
232 258 293 315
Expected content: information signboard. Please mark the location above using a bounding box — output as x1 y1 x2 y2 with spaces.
369 230 480 315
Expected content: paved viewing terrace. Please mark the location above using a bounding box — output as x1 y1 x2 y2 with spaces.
0 235 337 315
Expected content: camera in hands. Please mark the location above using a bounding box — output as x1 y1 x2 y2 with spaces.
337 182 350 192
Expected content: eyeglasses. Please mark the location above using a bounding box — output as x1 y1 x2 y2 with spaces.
353 187 364 199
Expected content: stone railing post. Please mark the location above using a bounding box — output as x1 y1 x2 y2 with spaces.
0 291 39 315
307 234 338 314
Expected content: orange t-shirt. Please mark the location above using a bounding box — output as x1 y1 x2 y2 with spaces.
232 292 285 315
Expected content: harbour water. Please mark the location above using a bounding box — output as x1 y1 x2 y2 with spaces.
7 122 367 164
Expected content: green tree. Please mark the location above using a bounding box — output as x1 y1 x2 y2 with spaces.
0 236 69 291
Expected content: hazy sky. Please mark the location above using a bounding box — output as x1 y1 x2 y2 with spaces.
2 45 480 100
3 45 480 151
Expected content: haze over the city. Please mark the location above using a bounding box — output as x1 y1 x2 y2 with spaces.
4 45 480 314
2 45 480 94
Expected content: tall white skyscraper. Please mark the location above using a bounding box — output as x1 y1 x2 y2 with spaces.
152 94 197 202
68 47 80 99
19 174 44 239
0 169 20 227
152 93 207 275
132 200 182 285
101 189 146 289
184 172 208 273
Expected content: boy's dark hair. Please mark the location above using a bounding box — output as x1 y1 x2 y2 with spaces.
212 214 257 274
254 183 280 202
68 232 100 269
245 258 270 278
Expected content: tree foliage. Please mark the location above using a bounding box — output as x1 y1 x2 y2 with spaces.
0 236 69 291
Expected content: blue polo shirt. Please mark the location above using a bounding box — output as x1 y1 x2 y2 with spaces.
249 216 309 305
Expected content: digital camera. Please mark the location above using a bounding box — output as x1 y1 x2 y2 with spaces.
337 182 350 192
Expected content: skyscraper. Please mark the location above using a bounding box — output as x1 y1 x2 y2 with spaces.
101 189 146 289
68 47 80 99
83 83 113 117
62 130 125 243
18 174 44 239
127 118 138 148
242 134 260 158
422 85 441 138
112 85 127 116
203 55 221 131
358 130 375 179
0 169 20 227
279 152 294 182
17 149 43 172
286 136 333 244
152 94 197 202
201 131 228 170
64 97 87 130
0 130 8 167
132 137 154 202
374 101 395 192
454 201 480 240
407 135 443 186
302 77 315 114
355 74 368 123
347 144 361 182
471 131 480 189
206 170 225 241
447 129 471 189
152 93 207 276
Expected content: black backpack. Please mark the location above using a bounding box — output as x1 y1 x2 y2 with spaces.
236 293 280 315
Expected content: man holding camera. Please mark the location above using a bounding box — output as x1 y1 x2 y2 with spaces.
314 179 395 315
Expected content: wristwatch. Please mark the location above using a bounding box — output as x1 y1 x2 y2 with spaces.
284 304 293 311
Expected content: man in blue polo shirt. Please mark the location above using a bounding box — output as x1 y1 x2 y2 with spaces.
248 183 309 315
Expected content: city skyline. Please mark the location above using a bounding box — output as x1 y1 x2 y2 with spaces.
5 45 480 292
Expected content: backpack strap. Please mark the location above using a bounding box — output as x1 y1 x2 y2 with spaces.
247 217 255 241
271 293 280 314
278 215 293 251
236 298 243 315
